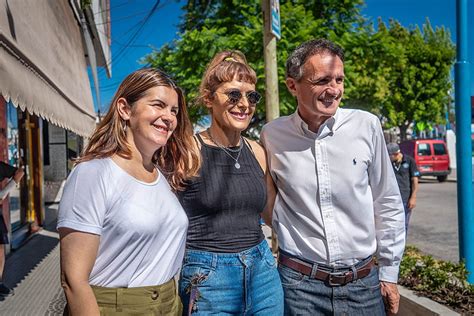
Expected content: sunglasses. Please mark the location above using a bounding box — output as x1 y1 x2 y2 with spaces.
216 89 262 105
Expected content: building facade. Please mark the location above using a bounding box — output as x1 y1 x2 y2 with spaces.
0 0 111 249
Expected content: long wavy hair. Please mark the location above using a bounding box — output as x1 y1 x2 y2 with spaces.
77 68 201 191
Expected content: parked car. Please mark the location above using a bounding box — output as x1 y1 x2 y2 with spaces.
399 139 451 182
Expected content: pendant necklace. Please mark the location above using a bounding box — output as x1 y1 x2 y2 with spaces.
207 129 243 169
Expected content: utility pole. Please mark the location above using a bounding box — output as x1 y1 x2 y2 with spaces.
262 0 280 122
455 0 473 283
262 0 280 253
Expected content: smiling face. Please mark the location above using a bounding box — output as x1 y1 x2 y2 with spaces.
119 85 179 157
286 53 344 132
207 79 257 133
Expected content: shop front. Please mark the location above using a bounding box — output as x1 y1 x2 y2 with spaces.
0 0 110 249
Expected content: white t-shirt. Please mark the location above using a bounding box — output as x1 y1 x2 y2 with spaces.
57 158 188 288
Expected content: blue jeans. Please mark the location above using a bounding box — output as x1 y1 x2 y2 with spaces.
404 202 412 235
178 240 284 315
278 262 385 315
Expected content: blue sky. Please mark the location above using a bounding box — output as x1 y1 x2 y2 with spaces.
92 0 474 113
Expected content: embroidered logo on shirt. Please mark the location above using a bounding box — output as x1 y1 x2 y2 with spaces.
353 158 357 165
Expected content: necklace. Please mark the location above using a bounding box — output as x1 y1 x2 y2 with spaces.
207 129 243 169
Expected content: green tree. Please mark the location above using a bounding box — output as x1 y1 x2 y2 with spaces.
343 19 455 140
145 1 454 140
144 0 364 125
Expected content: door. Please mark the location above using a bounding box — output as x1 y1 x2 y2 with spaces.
416 141 434 174
432 142 449 172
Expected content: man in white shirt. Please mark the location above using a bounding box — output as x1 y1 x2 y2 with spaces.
261 39 405 315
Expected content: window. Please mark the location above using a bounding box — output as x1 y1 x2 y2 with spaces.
417 143 432 156
433 143 447 155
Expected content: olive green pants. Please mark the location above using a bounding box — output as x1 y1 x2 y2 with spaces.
64 278 182 315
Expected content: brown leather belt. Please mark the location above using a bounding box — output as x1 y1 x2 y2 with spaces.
278 253 374 286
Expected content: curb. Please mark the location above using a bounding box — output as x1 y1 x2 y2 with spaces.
398 285 459 315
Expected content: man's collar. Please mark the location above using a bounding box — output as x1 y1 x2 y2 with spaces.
293 108 339 138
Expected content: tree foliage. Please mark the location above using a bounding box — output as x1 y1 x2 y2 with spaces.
344 19 455 140
144 0 363 125
144 1 455 139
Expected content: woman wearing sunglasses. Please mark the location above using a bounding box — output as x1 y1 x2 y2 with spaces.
177 51 283 315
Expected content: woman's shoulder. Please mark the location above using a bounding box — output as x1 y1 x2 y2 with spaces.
244 137 266 170
74 158 110 171
71 158 114 181
244 137 264 154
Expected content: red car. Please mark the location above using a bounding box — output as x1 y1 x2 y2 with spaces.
399 139 451 182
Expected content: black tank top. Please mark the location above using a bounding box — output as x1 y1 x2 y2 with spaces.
177 134 266 252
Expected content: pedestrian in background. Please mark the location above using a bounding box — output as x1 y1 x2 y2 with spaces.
387 142 420 235
0 161 24 297
57 68 201 315
177 50 283 315
261 39 405 315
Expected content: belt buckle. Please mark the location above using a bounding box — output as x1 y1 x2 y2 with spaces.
327 271 349 286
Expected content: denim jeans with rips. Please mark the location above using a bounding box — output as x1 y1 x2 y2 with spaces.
178 240 284 315
278 262 386 316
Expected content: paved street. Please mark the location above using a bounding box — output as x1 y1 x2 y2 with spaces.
407 177 459 262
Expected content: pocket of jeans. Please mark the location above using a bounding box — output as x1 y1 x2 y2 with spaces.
263 245 277 269
277 264 306 288
356 267 381 290
179 261 215 294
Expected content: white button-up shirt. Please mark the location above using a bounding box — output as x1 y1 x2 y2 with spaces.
261 108 405 283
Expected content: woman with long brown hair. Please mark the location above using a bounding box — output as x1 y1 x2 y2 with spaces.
177 51 283 315
58 68 200 315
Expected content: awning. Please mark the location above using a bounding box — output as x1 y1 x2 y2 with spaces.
0 0 96 137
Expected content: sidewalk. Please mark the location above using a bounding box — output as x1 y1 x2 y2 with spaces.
448 168 457 182
0 204 64 315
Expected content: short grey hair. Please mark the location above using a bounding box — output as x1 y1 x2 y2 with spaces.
286 39 344 81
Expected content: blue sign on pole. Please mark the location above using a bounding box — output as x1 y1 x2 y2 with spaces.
270 0 281 39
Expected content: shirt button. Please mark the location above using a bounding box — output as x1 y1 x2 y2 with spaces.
151 290 159 300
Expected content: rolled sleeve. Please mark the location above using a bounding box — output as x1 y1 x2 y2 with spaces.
57 161 108 235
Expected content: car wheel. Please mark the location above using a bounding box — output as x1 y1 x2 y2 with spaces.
437 175 447 182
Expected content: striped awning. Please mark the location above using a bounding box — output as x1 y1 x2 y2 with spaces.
0 0 96 137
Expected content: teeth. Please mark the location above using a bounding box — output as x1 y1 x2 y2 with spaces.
231 112 247 117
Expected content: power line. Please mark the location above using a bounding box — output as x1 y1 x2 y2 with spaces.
94 8 151 26
92 0 135 16
97 0 163 75
95 0 175 98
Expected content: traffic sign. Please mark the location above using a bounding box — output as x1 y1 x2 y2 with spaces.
270 0 281 39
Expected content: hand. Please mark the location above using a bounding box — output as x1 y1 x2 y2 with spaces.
380 281 400 315
407 196 416 209
13 168 24 184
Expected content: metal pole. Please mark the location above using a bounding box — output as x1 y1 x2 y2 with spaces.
262 0 280 122
455 0 473 283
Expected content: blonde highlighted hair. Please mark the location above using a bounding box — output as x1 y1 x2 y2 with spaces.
77 68 201 191
197 50 257 106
